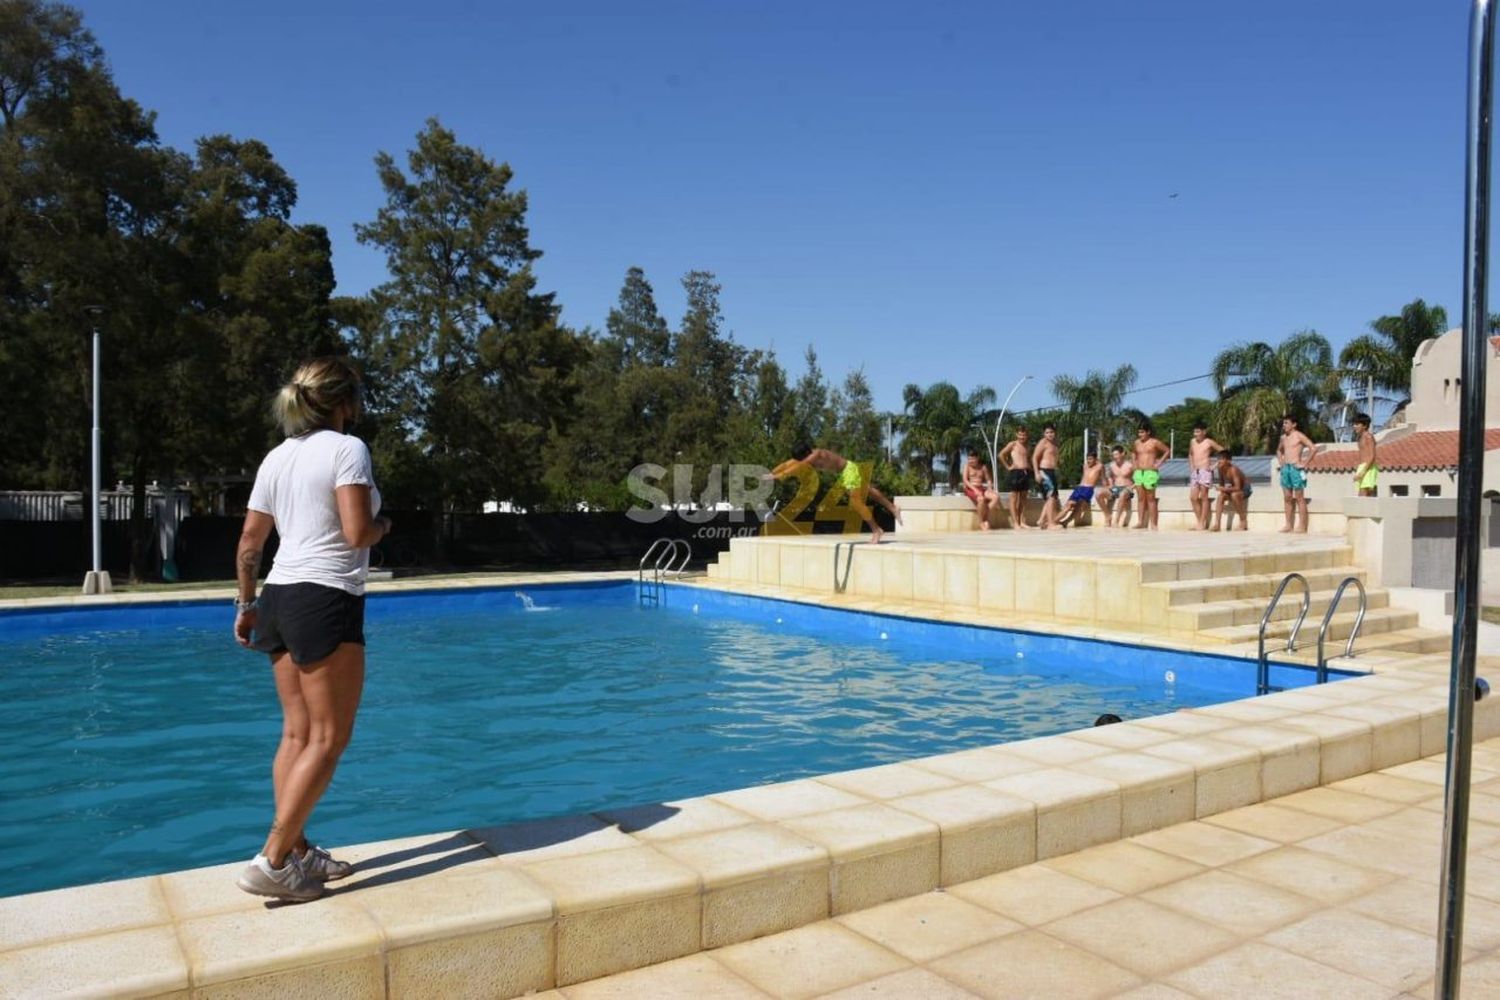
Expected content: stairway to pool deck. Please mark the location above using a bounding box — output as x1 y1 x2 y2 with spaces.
700 531 1449 662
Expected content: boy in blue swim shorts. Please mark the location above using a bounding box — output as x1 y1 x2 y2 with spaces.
1276 414 1318 533
1057 451 1106 528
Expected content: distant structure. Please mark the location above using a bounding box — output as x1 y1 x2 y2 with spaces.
1305 328 1500 498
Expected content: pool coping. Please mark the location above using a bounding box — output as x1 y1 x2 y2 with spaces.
0 570 1485 997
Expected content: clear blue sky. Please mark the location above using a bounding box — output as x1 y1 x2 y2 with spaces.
75 0 1472 417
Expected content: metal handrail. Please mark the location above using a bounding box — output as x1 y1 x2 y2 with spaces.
833 540 857 593
1256 572 1310 696
638 538 679 604
1315 576 1367 683
666 539 692 577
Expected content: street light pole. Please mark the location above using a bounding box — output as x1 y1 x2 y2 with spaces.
986 375 1034 475
82 306 110 595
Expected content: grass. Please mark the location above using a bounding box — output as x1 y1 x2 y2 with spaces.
1486 607 1500 626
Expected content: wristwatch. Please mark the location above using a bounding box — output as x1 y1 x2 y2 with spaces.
233 597 258 613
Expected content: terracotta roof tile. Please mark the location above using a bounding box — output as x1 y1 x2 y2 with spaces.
1305 429 1500 472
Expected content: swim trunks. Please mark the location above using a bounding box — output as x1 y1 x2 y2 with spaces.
1357 464 1379 491
963 483 985 503
1007 469 1031 492
1068 486 1095 503
1190 468 1213 487
838 461 867 492
1110 485 1130 499
1132 468 1160 491
1279 464 1306 491
1038 468 1058 498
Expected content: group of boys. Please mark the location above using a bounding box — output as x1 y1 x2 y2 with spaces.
760 413 1378 542
961 413 1378 533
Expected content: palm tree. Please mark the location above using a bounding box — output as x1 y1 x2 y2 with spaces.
1211 330 1343 453
900 381 996 488
1338 299 1448 397
1051 364 1140 448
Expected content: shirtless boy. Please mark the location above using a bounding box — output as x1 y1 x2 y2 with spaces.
1276 415 1319 533
765 443 902 544
999 427 1033 529
1132 423 1170 530
962 452 1001 530
1033 423 1062 529
1057 451 1106 528
1187 421 1225 530
1106 445 1134 527
1352 412 1378 497
1212 450 1252 531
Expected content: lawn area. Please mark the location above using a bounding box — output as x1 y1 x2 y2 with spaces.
1487 607 1500 626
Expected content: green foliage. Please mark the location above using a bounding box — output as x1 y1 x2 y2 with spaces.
0 1 336 580
1339 298 1447 398
1148 397 1216 453
900 381 996 489
351 118 587 513
1211 330 1342 453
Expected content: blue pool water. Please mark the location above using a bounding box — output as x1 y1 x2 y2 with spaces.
0 582 1341 896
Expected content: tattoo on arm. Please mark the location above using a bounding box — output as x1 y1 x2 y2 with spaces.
237 543 263 597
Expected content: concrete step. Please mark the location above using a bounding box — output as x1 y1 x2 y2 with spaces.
1277 627 1450 663
1198 606 1420 645
1166 587 1391 631
1149 566 1369 607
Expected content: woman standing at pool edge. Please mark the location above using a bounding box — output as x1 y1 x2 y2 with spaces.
232 357 391 902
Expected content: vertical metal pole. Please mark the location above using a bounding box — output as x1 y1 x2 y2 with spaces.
90 323 102 576
1438 3 1495 995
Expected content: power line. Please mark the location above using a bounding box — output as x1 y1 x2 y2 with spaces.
1002 372 1217 418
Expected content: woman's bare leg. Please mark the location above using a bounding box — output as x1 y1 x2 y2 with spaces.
270 653 312 853
260 643 365 866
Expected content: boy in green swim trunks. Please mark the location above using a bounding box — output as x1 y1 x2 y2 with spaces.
765 443 903 544
1131 423 1169 530
1352 412 1378 497
1276 414 1319 533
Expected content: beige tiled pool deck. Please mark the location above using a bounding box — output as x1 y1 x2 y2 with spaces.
1 538 1495 998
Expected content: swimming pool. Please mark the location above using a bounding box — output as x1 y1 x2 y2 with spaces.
0 581 1342 896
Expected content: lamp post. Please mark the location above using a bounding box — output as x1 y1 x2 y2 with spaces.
984 375 1034 475
81 306 110 595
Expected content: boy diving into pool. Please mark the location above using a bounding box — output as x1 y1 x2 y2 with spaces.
764 443 902 544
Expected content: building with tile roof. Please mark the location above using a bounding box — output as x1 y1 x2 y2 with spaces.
1304 328 1500 498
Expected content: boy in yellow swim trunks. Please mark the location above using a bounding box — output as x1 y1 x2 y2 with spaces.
1352 412 1378 497
765 443 903 544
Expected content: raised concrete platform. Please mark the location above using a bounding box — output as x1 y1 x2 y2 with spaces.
707 529 1440 660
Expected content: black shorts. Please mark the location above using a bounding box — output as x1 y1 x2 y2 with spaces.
250 582 366 665
1007 470 1031 492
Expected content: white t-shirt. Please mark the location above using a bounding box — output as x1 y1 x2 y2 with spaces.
247 430 382 595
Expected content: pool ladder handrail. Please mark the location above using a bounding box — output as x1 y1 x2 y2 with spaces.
1315 576 1367 683
833 539 858 593
639 538 691 605
1256 572 1310 696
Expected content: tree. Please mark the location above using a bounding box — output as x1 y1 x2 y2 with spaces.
354 118 586 517
1050 364 1140 449
1149 397 1217 453
829 368 883 461
1211 331 1342 453
900 382 997 488
1338 298 1448 397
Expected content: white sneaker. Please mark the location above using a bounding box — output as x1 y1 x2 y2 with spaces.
298 844 354 882
235 852 324 902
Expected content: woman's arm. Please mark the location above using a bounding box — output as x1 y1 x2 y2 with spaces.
234 511 275 647
336 484 391 549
